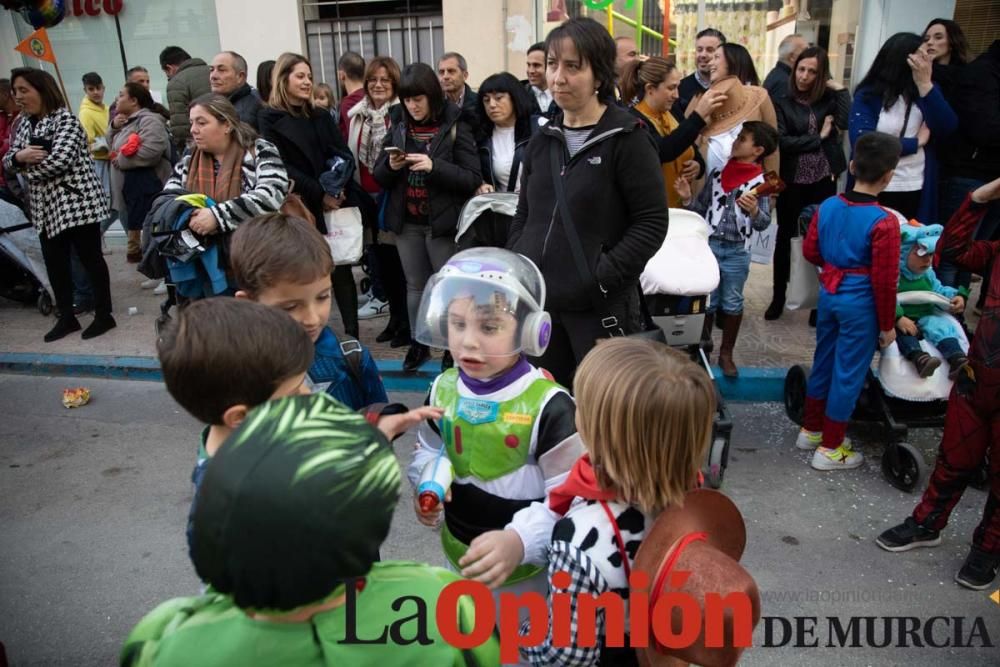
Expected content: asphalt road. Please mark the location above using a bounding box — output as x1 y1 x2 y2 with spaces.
0 374 997 666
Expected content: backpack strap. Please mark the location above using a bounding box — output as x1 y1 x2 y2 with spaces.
339 335 365 387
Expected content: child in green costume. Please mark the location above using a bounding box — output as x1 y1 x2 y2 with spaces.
120 393 500 666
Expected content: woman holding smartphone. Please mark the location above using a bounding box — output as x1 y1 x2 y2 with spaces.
3 67 115 342
373 63 480 372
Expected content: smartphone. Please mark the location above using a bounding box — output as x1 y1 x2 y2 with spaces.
384 146 405 157
30 137 52 152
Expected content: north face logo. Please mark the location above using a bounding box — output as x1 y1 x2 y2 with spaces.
588 156 602 165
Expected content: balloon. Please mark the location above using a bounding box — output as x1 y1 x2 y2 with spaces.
19 0 65 29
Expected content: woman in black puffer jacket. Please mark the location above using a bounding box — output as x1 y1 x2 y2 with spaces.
506 18 668 389
373 63 481 372
767 46 850 320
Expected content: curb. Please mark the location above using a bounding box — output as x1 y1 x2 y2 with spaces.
0 352 787 402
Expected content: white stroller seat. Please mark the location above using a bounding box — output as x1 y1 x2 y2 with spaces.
641 209 720 297
641 209 720 347
455 193 520 246
875 292 969 402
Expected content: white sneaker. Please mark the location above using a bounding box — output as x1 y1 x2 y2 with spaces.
358 289 373 306
153 280 167 295
795 429 822 450
358 297 389 319
811 444 864 471
140 278 161 289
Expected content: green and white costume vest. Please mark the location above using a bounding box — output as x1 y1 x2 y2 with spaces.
431 368 563 584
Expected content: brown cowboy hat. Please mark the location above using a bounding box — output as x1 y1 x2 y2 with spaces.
701 76 769 137
632 489 761 667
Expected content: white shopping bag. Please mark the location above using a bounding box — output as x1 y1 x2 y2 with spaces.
323 207 364 265
786 236 820 311
750 218 777 265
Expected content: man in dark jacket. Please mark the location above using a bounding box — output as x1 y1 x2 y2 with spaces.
507 103 668 387
763 34 807 103
210 51 262 130
160 46 211 150
672 28 725 121
437 52 479 131
522 41 557 118
937 39 1000 290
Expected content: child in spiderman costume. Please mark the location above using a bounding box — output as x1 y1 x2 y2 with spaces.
795 132 903 471
877 175 1000 591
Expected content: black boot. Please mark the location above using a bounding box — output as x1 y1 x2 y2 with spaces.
82 314 117 340
764 295 784 321
375 320 397 343
718 312 743 378
947 353 969 381
390 328 412 349
701 312 715 354
403 342 430 373
44 316 81 342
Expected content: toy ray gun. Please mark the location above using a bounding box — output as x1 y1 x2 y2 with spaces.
750 171 786 197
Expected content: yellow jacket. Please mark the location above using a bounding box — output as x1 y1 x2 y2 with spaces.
78 97 109 160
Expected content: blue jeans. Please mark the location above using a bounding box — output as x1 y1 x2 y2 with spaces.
896 332 963 360
708 237 751 315
936 176 1000 289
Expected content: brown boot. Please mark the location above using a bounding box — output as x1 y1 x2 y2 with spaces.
718 311 742 378
126 230 142 263
701 312 715 354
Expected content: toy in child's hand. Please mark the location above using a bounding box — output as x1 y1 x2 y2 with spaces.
417 453 453 513
62 387 91 408
750 171 786 197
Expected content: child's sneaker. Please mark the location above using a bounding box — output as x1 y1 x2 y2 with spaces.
947 354 969 381
955 546 1000 590
911 352 941 378
811 443 863 470
875 517 942 552
795 428 822 450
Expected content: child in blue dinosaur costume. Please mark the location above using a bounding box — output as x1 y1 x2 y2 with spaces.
895 221 969 379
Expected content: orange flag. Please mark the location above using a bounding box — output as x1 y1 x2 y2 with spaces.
14 27 57 65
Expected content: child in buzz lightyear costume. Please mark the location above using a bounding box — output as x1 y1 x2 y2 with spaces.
895 221 969 380
407 248 582 649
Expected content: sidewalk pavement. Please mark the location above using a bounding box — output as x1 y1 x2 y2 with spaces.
0 235 982 392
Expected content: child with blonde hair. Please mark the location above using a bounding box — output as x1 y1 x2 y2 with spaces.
521 338 715 665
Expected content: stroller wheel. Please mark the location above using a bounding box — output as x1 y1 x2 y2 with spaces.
881 442 926 493
37 291 53 316
704 436 729 489
784 365 808 426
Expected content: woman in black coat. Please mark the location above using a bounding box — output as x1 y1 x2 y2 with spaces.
474 72 536 195
767 47 850 320
373 63 481 372
259 52 360 338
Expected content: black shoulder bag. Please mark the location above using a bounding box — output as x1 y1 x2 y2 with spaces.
547 141 665 343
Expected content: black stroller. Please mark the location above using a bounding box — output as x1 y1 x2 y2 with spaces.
0 200 53 316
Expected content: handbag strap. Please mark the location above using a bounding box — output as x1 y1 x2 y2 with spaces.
548 140 625 336
898 99 913 140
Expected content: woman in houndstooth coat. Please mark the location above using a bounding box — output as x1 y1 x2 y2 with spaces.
3 68 115 342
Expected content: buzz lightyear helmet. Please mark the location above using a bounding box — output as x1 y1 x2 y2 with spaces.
414 248 551 357
899 220 944 279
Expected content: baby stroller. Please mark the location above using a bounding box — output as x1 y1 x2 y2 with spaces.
641 209 733 488
0 199 53 316
455 192 518 250
783 289 960 493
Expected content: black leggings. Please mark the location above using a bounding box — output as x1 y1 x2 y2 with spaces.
773 177 837 299
372 241 408 332
332 264 359 338
40 223 112 319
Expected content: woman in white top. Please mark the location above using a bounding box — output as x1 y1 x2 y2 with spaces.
474 72 537 195
849 33 957 221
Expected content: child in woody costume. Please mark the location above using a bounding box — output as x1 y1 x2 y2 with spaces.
894 221 969 379
408 248 581 626
121 393 500 666
877 176 1000 591
795 132 903 471
521 339 715 666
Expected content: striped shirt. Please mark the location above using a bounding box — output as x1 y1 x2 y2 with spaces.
563 124 595 158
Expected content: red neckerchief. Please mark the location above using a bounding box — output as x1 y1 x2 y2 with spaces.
548 454 618 516
720 160 763 194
